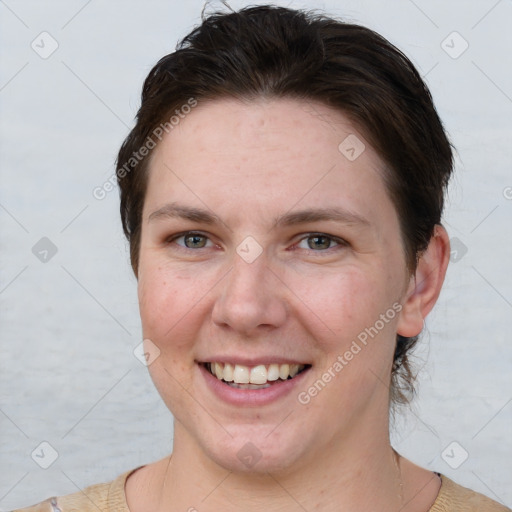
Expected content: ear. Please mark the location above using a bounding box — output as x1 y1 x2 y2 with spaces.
397 224 450 337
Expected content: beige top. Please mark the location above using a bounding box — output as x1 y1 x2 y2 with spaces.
12 466 511 511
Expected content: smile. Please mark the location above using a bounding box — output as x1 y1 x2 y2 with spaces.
204 362 310 389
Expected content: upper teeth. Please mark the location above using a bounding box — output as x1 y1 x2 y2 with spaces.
208 362 305 384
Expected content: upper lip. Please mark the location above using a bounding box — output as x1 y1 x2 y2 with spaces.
197 356 311 366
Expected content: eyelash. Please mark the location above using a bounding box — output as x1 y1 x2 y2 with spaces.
166 231 347 254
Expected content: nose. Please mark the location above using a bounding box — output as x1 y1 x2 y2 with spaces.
211 253 288 336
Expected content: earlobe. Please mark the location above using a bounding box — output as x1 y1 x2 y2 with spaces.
397 224 451 337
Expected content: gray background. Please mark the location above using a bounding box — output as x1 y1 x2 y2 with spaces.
1 0 511 509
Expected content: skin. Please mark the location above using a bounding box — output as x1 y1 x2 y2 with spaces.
126 98 450 512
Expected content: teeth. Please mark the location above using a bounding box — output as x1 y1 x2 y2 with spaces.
206 362 306 384
267 364 280 381
250 365 267 385
289 364 300 378
233 364 250 384
214 362 223 380
223 363 234 382
228 382 272 389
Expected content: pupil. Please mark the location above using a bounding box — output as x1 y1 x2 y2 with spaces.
308 235 330 250
185 235 206 248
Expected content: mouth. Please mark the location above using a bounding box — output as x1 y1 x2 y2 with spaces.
202 362 311 389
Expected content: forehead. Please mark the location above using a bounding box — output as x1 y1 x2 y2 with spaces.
144 97 395 228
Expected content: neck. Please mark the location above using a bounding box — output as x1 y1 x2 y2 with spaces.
153 416 404 512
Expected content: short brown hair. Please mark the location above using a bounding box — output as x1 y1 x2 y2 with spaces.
116 5 453 406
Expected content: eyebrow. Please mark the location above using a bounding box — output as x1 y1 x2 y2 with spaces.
272 208 370 229
148 203 370 229
148 203 221 224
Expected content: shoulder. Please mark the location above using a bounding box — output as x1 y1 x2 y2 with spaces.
11 466 142 512
431 474 511 511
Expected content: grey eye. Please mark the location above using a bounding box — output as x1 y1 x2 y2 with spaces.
183 234 208 248
305 235 336 250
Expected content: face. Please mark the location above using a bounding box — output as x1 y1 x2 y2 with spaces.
137 98 413 474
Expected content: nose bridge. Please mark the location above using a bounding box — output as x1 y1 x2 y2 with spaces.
212 250 286 333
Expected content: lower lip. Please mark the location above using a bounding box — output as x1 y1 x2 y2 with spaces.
198 364 311 406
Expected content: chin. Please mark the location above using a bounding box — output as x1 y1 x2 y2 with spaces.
197 424 311 475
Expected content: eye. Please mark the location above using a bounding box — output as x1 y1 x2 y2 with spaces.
171 232 213 249
297 234 343 251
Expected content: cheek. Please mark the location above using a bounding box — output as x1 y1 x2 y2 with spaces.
137 262 210 350
288 264 396 343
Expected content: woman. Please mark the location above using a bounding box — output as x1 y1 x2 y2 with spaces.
14 5 510 512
